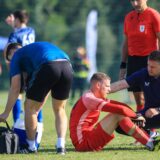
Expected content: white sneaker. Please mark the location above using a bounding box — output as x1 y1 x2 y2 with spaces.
150 131 160 138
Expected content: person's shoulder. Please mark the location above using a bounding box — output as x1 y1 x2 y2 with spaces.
125 10 136 19
26 26 35 32
83 90 94 98
146 7 160 16
23 27 35 33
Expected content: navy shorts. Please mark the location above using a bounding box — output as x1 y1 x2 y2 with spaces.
127 55 148 92
26 60 73 102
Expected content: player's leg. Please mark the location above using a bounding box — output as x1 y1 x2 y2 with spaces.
133 91 144 112
127 56 147 112
12 94 22 123
118 116 158 150
24 98 42 152
51 60 73 154
52 99 68 153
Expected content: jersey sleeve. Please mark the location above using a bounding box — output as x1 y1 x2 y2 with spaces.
151 10 160 32
126 68 146 87
82 91 107 110
101 100 136 118
10 54 21 77
8 32 18 43
82 91 136 118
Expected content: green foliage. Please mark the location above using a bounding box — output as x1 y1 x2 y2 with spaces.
0 0 160 88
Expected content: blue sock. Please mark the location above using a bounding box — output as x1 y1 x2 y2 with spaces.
12 99 22 123
37 110 43 122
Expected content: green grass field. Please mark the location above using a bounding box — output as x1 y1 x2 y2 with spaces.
0 90 159 160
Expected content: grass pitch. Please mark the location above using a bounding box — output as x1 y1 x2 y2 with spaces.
0 90 159 160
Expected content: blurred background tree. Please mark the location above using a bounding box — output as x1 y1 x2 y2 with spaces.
0 0 159 89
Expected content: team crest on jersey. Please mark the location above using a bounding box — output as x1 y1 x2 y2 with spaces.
139 25 145 32
145 82 150 86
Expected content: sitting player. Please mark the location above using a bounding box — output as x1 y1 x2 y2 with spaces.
69 72 160 151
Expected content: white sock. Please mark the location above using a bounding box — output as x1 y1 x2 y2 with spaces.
26 139 37 151
56 138 65 148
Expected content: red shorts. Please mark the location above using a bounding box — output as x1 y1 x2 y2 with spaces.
74 123 114 151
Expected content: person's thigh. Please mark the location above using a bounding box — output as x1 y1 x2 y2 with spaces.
127 56 148 92
51 61 73 100
76 123 114 151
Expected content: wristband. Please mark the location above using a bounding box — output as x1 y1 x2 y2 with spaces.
120 62 127 69
136 113 142 118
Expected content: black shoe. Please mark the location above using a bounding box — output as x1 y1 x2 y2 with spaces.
56 148 66 155
19 144 37 154
152 136 160 151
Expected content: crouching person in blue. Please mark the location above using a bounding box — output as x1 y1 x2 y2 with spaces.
111 50 160 137
0 42 73 154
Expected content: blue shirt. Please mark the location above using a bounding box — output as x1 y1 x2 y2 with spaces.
126 68 160 114
10 42 70 77
8 27 35 46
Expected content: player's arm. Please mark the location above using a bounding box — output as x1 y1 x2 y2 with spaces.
110 79 129 93
101 100 136 118
5 14 15 28
156 32 160 50
121 35 128 63
0 74 21 122
119 35 128 80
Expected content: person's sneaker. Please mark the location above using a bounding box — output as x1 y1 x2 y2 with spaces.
19 148 37 154
56 147 66 155
18 144 37 154
151 136 160 151
150 131 160 139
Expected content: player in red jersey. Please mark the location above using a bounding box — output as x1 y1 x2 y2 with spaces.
69 72 160 151
119 0 160 113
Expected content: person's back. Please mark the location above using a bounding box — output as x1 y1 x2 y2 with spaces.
10 42 70 77
8 27 35 46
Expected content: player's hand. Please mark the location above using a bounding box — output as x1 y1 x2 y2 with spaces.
145 108 159 118
5 14 15 27
0 113 8 122
119 68 126 80
132 115 146 127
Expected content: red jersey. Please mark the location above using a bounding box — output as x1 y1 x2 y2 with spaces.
69 91 136 147
124 7 160 56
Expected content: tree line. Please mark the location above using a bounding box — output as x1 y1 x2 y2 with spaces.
0 0 159 89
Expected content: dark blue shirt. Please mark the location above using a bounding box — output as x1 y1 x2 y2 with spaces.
126 68 160 114
10 42 70 78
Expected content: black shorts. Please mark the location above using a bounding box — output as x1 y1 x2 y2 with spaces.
127 55 148 92
26 60 73 102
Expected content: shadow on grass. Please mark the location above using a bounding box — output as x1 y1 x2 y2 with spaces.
38 146 76 153
38 145 146 153
103 146 146 152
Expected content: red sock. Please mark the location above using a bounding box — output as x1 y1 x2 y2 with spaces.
136 105 144 112
151 128 156 132
119 117 149 145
